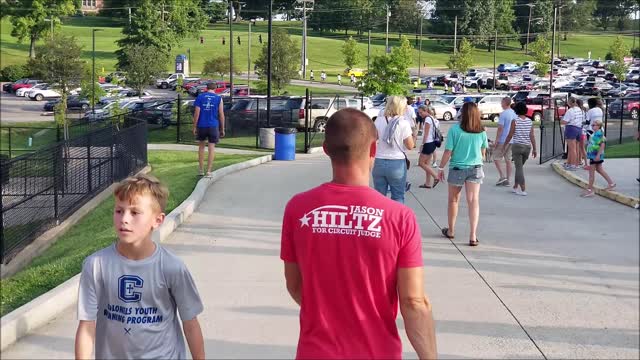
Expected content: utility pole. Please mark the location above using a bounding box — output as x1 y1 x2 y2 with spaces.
367 29 371 72
454 15 458 53
267 0 272 126
418 17 423 79
550 5 557 98
295 0 314 79
229 0 234 102
493 30 497 91
385 4 390 53
161 4 165 22
557 6 561 59
248 22 251 96
128 7 131 25
525 4 534 54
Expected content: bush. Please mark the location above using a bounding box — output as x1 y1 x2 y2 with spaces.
632 48 640 58
605 52 613 61
1 64 29 82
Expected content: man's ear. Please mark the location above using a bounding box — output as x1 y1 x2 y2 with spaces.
369 140 377 158
323 141 330 157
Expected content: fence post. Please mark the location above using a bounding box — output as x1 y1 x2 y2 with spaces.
87 132 92 193
255 98 260 148
305 89 310 153
176 95 181 143
619 98 624 145
8 128 12 159
53 144 60 224
603 98 609 137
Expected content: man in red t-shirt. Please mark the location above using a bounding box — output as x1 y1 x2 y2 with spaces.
280 108 437 359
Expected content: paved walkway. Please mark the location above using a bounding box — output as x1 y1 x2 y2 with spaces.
2 153 638 359
555 158 640 202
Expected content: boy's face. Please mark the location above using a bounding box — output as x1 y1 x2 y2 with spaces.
114 194 165 245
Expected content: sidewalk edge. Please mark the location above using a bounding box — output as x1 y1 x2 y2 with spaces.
0 154 273 351
551 162 640 209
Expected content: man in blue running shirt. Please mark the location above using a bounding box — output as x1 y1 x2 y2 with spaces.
192 83 225 177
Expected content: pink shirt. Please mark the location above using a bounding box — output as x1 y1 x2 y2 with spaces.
280 182 423 359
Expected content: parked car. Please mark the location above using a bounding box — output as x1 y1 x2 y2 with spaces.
28 85 61 101
225 97 289 132
497 63 519 72
343 68 365 77
81 99 137 121
429 100 457 121
524 96 568 122
43 96 90 111
371 93 386 107
12 79 41 93
155 73 195 89
608 94 640 120
188 80 231 96
278 97 357 131
16 82 47 97
105 71 126 84
3 81 15 93
476 95 504 121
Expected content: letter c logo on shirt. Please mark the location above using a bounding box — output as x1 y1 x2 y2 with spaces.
118 275 144 303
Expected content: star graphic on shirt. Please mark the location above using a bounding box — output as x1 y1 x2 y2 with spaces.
299 213 311 227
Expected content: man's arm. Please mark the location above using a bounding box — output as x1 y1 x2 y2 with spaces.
183 317 205 360
218 98 225 137
494 125 503 145
530 126 537 158
284 262 302 306
75 320 96 360
504 119 516 145
398 267 437 359
192 106 201 135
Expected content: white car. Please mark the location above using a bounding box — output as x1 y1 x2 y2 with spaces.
16 83 47 97
28 87 61 101
476 95 504 121
429 100 457 121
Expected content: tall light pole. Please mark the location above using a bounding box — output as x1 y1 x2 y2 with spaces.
493 30 497 91
367 29 371 72
267 0 272 126
550 5 558 98
295 0 313 79
525 3 535 54
454 15 458 53
44 18 54 40
92 29 102 115
557 6 562 59
385 4 390 53
229 0 234 102
248 21 251 96
418 16 423 79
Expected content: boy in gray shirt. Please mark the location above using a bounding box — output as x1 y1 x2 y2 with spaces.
75 174 205 359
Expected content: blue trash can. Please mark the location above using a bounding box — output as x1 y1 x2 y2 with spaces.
274 127 297 160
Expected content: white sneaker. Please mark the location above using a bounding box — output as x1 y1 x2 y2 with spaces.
515 189 528 196
511 188 518 193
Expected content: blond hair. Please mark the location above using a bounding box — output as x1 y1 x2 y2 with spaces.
114 174 169 213
384 96 407 118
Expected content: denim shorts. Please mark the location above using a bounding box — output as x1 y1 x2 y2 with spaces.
447 165 484 186
564 125 581 141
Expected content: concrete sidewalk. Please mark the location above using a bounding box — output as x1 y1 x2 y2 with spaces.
2 153 638 359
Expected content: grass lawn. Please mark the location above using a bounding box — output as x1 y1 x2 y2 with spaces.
606 140 640 158
0 121 57 156
2 17 636 74
0 150 259 317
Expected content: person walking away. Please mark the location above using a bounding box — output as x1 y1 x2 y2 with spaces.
372 96 416 203
280 108 437 360
337 74 342 86
75 175 205 360
581 119 616 197
310 70 315 81
584 97 604 169
418 105 441 189
561 97 584 171
504 102 537 196
493 97 516 186
437 102 488 246
193 82 225 177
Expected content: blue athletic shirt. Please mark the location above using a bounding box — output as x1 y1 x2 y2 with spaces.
194 92 221 128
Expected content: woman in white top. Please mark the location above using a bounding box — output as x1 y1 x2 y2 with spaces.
417 105 440 188
585 97 604 134
372 96 416 203
505 102 537 196
561 97 585 170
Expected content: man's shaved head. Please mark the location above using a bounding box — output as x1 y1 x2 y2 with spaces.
324 108 377 164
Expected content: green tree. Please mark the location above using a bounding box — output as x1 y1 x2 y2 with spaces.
0 0 77 58
121 45 170 95
116 0 205 69
593 0 636 31
358 36 412 96
342 37 361 69
607 36 631 83
27 34 85 139
529 35 551 76
254 29 300 94
202 56 240 79
514 0 553 50
494 0 516 44
447 38 474 76
203 0 228 23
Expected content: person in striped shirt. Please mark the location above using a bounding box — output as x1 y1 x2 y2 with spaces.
505 102 537 196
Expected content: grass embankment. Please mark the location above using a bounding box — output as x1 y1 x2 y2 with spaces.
607 140 640 158
1 17 636 74
0 150 259 316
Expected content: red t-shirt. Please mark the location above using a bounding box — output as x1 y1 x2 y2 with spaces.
280 182 423 359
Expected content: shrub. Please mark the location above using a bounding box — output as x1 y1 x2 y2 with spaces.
1 64 29 82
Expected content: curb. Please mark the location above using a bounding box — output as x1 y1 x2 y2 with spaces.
551 162 640 209
0 154 273 351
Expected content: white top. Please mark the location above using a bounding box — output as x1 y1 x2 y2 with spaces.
404 106 417 128
510 116 533 145
423 116 440 143
585 107 603 132
562 106 585 127
374 116 413 160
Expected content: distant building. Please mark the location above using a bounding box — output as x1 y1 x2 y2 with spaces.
81 0 104 13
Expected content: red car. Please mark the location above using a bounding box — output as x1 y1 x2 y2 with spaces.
525 97 568 122
11 79 41 93
608 93 640 120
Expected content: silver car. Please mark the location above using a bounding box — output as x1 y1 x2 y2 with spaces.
429 100 457 121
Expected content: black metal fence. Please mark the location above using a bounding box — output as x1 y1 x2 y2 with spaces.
539 98 567 164
0 118 147 263
602 97 639 145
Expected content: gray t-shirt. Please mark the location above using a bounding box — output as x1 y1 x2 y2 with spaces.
78 243 203 359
